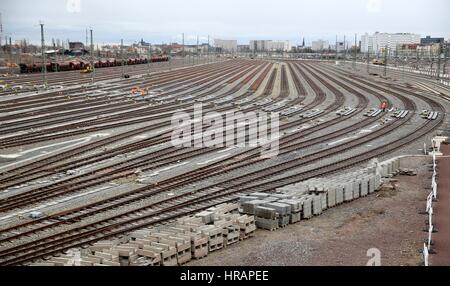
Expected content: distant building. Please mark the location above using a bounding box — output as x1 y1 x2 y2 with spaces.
69 42 84 50
250 40 271 52
270 41 291 52
361 32 421 53
421 36 445 45
249 40 290 52
237 44 250 53
311 40 329 51
214 39 237 53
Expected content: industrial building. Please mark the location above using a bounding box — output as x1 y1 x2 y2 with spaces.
311 40 329 51
361 32 421 53
421 36 445 45
213 39 238 53
250 40 291 52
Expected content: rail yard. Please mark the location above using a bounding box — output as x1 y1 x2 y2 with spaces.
0 55 449 266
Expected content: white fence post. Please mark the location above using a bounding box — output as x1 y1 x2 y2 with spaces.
423 244 429 266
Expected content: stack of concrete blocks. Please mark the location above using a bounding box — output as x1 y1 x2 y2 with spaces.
265 202 291 227
74 240 122 266
44 203 252 266
378 157 401 178
162 225 209 260
42 256 75 266
197 225 224 252
254 206 279 231
301 196 313 219
271 165 386 225
205 203 241 247
278 199 302 224
234 214 256 240
147 230 192 265
213 219 240 247
126 230 162 266
124 232 176 266
240 193 302 229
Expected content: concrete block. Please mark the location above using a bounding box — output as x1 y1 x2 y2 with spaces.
320 193 327 210
161 247 177 266
262 197 280 203
353 180 361 199
312 195 322 215
368 176 376 193
290 212 301 224
327 188 336 207
80 260 94 266
302 197 313 219
81 254 102 264
263 202 291 215
335 186 344 204
241 200 267 214
278 199 302 213
360 177 369 197
249 192 270 199
380 164 388 177
194 211 215 224
101 260 121 266
278 215 290 227
344 183 353 202
375 174 382 189
271 194 292 200
387 161 393 175
255 217 279 231
255 206 278 219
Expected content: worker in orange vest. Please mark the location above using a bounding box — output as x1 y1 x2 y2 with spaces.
131 89 135 95
380 101 388 112
142 89 145 97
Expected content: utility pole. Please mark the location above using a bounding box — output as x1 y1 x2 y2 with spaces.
85 28 88 49
353 33 357 71
0 13 3 55
384 45 388 77
120 39 124 78
207 35 210 63
40 22 47 87
343 35 346 63
443 43 447 75
90 28 95 84
335 35 338 60
367 48 370 74
437 43 442 80
182 33 185 65
196 35 199 65
147 43 151 76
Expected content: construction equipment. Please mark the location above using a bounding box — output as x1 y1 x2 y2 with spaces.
80 65 93 74
372 59 385 66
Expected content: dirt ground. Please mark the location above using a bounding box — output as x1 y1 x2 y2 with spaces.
188 164 430 266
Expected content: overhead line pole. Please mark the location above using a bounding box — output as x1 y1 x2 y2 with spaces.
353 33 357 71
40 22 47 88
90 28 95 84
120 39 124 78
384 45 388 77
182 33 185 65
147 43 151 76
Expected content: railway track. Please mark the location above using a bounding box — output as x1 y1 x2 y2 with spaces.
0 59 444 266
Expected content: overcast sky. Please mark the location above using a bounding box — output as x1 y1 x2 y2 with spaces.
1 0 449 45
